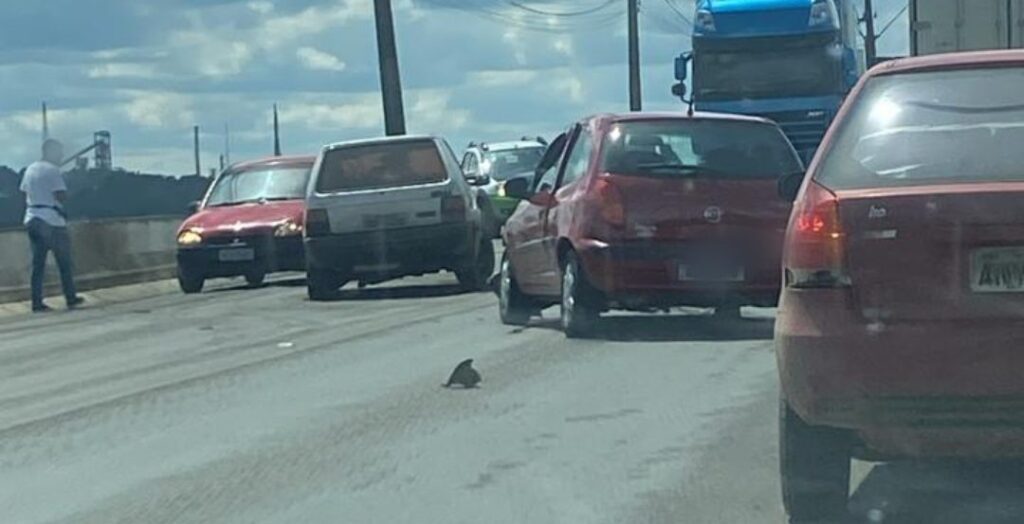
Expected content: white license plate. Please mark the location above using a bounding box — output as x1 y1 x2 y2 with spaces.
971 247 1024 292
678 264 745 282
218 248 255 262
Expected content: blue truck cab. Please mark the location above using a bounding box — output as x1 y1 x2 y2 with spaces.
674 0 864 163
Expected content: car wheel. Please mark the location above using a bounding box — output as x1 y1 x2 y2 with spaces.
307 266 342 301
457 237 495 291
499 252 533 325
780 398 851 522
245 270 266 287
560 251 600 338
177 265 205 294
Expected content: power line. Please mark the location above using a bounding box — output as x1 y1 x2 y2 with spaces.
662 0 693 27
877 4 908 38
505 0 617 17
430 0 625 33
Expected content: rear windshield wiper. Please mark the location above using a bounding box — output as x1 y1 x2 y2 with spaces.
634 163 730 177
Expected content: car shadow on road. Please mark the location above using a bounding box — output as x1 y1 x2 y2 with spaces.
527 313 774 342
331 284 471 301
837 461 1024 523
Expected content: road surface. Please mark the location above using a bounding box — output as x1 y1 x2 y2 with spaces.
2 272 1024 523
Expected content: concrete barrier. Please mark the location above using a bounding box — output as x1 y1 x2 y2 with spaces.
0 216 183 303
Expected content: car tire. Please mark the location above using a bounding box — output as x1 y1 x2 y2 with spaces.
499 252 533 325
307 266 342 301
780 398 851 522
457 237 495 291
177 265 205 294
245 270 266 287
560 251 600 338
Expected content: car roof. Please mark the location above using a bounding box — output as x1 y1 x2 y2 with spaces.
590 111 775 126
477 140 545 152
323 134 439 151
868 49 1024 77
230 155 316 171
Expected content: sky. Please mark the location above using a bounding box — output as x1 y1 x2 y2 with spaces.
0 0 909 175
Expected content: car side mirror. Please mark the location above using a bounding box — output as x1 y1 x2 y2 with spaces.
778 171 805 203
187 200 201 214
503 177 532 200
466 174 491 187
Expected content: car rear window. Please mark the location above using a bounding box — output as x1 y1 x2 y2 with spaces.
817 67 1024 190
316 139 448 192
600 120 802 179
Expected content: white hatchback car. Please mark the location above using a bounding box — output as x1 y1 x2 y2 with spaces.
303 135 494 300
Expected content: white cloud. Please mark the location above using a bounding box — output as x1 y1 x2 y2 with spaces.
553 75 585 104
247 1 274 15
87 63 161 79
121 91 195 129
467 70 538 88
277 95 382 130
295 47 347 72
408 90 470 132
171 31 253 76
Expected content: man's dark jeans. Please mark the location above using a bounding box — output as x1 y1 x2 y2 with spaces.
26 218 77 308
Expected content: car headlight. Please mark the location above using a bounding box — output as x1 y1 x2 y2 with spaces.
177 229 203 246
274 220 304 237
808 0 838 28
695 9 715 33
497 183 507 198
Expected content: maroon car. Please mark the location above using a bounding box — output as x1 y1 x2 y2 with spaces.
776 50 1024 521
175 156 315 293
499 112 801 337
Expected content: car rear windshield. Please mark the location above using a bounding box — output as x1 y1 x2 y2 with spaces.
483 147 545 180
817 67 1024 190
600 120 802 179
205 166 311 207
316 140 448 192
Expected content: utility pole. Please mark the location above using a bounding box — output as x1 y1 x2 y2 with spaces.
193 125 201 177
273 103 282 156
863 0 877 67
627 0 642 111
41 102 49 143
224 123 231 165
373 0 407 135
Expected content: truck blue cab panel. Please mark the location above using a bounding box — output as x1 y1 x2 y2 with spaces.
675 0 864 163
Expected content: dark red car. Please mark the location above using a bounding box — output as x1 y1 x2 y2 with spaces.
776 50 1024 521
499 112 802 337
175 156 315 293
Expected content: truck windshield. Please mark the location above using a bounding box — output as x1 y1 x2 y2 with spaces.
316 140 448 192
817 67 1024 189
205 166 310 207
695 44 842 101
601 120 802 179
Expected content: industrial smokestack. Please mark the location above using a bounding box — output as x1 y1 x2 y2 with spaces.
194 125 201 177
42 102 49 143
273 104 281 156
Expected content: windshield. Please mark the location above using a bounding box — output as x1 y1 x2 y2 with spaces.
818 67 1024 189
601 120 802 179
482 147 545 180
204 166 310 207
695 42 843 101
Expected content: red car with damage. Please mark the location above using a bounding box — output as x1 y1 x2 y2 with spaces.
498 112 802 337
776 50 1024 521
175 155 315 293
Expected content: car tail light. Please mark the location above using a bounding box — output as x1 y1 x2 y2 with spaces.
784 181 850 288
594 177 626 227
442 194 467 222
305 208 331 237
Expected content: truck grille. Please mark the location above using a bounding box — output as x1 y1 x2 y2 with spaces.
755 110 830 164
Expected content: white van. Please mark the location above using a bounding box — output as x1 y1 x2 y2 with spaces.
303 135 494 300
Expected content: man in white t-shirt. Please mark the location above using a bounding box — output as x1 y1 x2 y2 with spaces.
21 139 83 312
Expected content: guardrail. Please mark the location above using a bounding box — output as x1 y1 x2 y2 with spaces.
0 216 183 303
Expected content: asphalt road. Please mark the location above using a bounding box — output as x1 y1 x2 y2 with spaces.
2 270 1024 523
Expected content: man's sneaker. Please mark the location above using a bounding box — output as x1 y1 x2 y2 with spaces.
32 304 53 313
67 296 85 309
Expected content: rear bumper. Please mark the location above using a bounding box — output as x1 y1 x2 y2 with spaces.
304 222 475 276
176 235 305 277
777 289 1024 459
575 238 780 307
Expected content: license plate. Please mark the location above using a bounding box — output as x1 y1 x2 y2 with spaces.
218 248 255 262
363 213 408 228
971 247 1024 292
678 263 745 282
